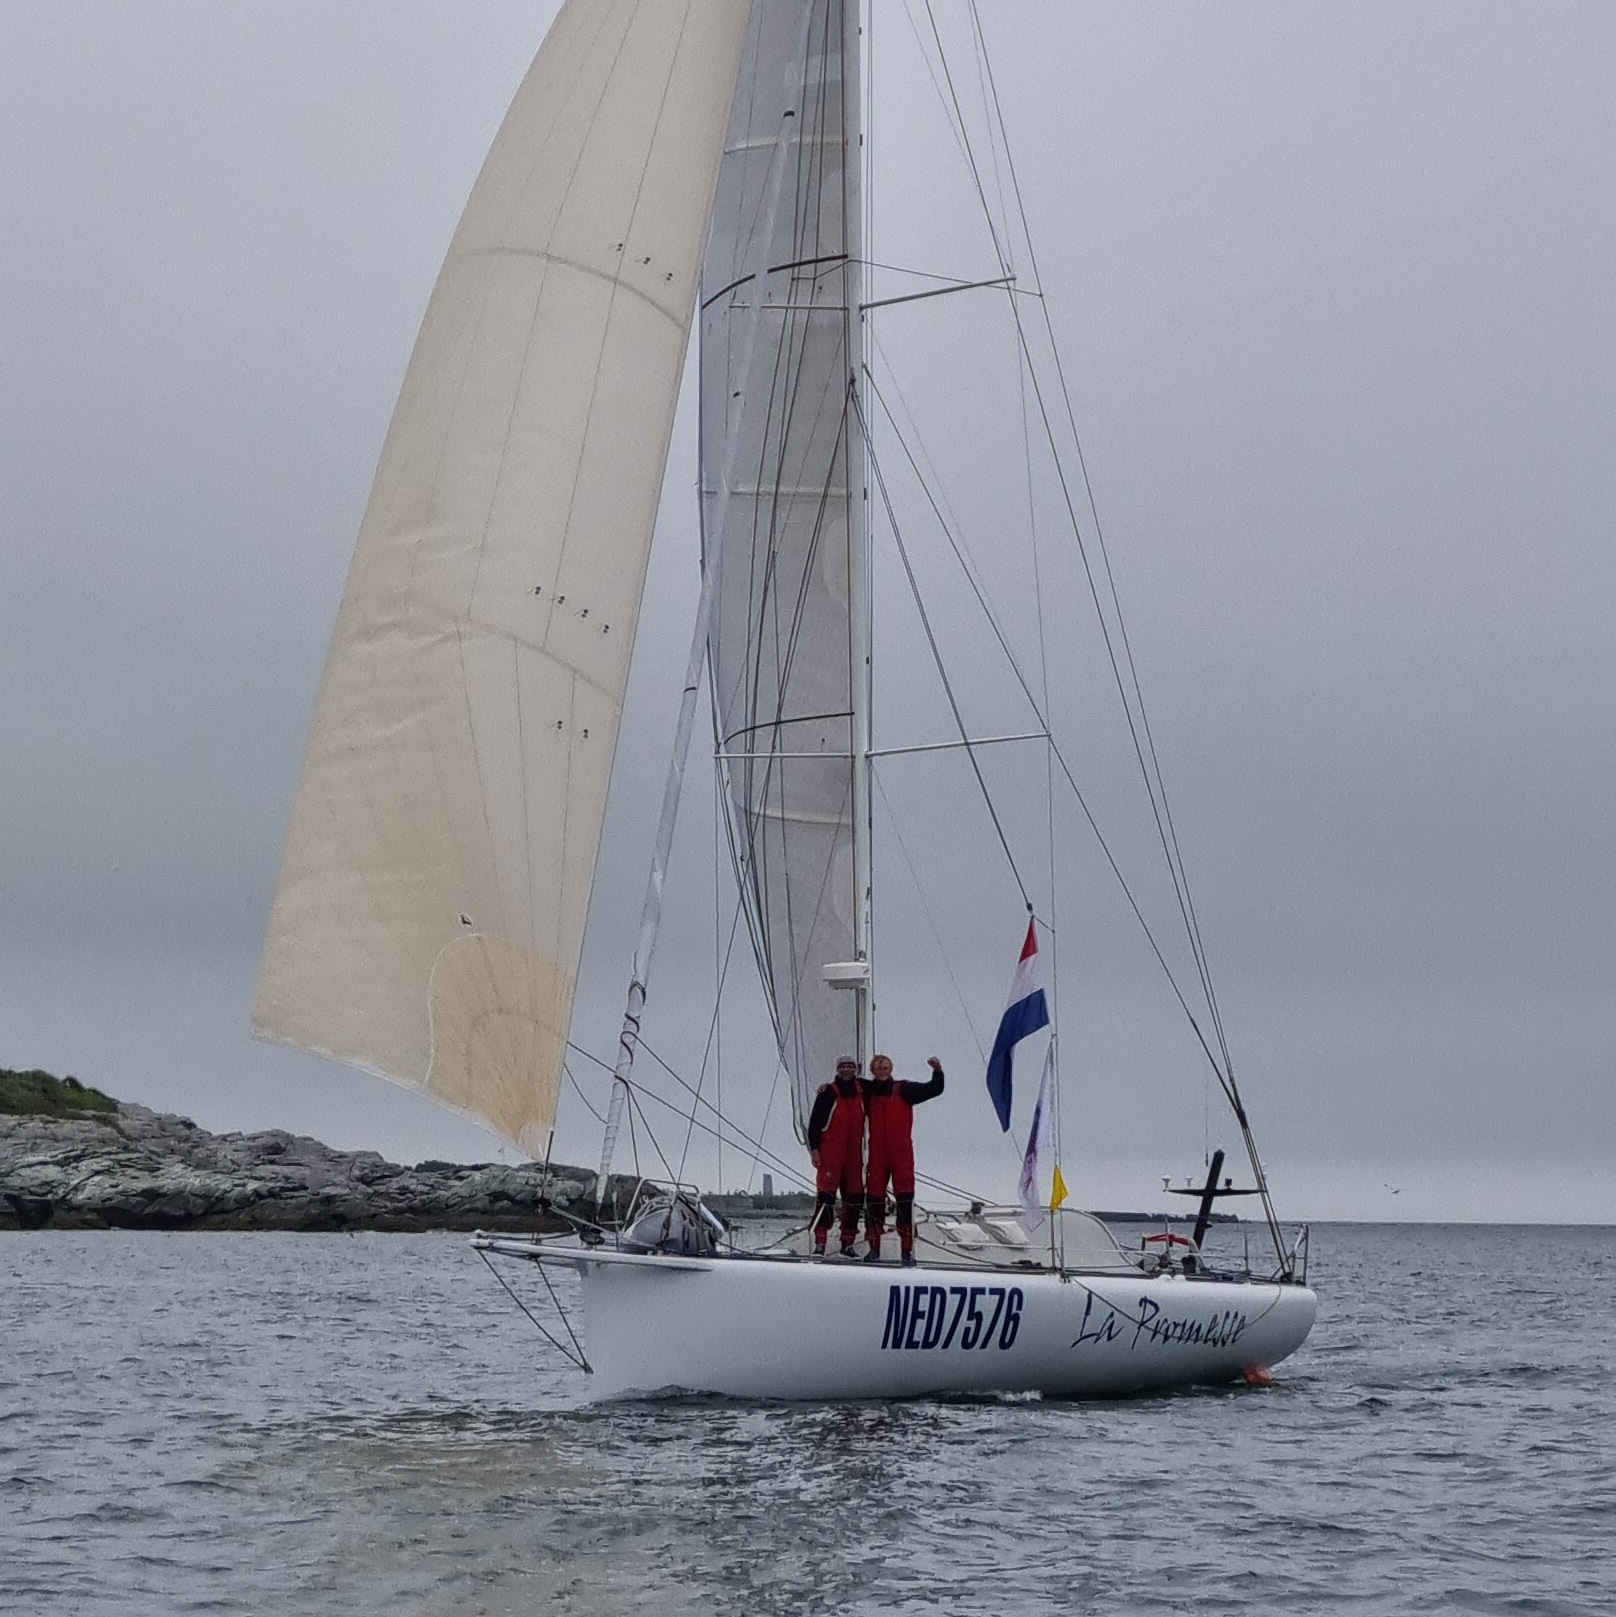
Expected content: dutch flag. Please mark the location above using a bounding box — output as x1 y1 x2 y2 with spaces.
986 919 1050 1131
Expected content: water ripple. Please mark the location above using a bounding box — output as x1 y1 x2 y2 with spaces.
3 1225 1613 1614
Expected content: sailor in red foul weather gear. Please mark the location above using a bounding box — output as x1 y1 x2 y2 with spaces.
806 1057 865 1257
863 1054 945 1265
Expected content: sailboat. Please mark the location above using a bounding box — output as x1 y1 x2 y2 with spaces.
255 0 1316 1400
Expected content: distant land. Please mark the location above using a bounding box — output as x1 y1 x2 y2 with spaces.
0 1067 811 1233
1 1068 1211 1233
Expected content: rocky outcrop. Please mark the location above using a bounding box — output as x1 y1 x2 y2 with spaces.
0 1104 645 1232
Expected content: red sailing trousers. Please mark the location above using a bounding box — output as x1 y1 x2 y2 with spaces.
813 1087 865 1247
864 1087 916 1254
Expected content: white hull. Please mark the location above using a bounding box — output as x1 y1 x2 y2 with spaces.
571 1251 1316 1401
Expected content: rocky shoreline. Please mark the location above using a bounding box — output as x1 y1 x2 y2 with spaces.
0 1102 812 1233
0 1073 1214 1235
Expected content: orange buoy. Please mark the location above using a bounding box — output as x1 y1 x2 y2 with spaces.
1242 1364 1274 1388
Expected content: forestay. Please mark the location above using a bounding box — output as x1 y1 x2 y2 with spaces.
254 0 751 1156
700 0 864 1133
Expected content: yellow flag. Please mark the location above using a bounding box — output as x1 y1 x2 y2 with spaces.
1050 1164 1069 1212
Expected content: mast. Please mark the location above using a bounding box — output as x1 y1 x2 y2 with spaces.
846 0 873 1075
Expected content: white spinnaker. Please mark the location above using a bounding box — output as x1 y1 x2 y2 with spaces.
701 0 862 1133
254 0 752 1157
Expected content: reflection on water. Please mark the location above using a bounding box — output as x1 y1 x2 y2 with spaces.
4 1227 1614 1615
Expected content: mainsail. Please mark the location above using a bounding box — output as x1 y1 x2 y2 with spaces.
254 0 751 1156
700 0 864 1133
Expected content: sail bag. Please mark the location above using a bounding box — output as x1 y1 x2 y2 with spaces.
255 0 752 1155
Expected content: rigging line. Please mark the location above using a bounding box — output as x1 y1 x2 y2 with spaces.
564 1063 606 1125
864 368 1043 728
706 526 819 1118
865 364 1227 1098
911 1168 992 1205
968 0 1018 282
532 1258 592 1374
746 1051 789 1194
637 1036 817 1195
709 618 773 1003
713 427 822 1034
637 1047 815 1190
572 1034 808 1203
719 361 854 1096
872 770 989 1063
740 465 843 915
729 767 858 1150
897 0 982 190
1039 297 1234 1069
1001 277 1230 1083
1046 741 1239 1116
868 318 1045 647
475 1247 591 1374
1013 248 1063 1158
1008 403 1243 1152
939 2 1254 1165
852 388 1031 910
697 355 753 991
710 732 787 1079
762 770 856 1138
920 3 1220 1033
752 349 850 746
969 3 1236 1080
862 256 1011 286
714 767 723 1194
720 45 847 743
625 1063 686 1194
729 308 849 886
972 77 1282 1275
633 1071 723 1193
868 328 974 565
706 729 790 1162
675 884 748 1185
570 1037 815 1195
921 0 1012 276
719 299 858 1125
624 1080 641 1183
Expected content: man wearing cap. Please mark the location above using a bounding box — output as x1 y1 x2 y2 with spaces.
806 1056 865 1259
863 1054 945 1266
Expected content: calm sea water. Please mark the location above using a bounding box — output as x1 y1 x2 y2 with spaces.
4 1224 1613 1615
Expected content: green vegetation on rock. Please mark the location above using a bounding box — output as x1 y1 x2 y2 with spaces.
0 1068 118 1119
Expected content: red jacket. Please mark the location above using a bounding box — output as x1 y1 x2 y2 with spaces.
863 1066 945 1187
807 1076 865 1199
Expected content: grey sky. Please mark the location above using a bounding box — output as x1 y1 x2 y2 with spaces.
3 3 1613 1222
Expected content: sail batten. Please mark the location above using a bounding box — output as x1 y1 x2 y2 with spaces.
255 0 752 1156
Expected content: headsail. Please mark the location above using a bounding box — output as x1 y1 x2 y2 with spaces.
700 0 864 1133
254 0 752 1156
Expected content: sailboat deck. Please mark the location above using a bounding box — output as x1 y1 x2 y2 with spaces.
754 1207 1157 1276
477 1205 1279 1283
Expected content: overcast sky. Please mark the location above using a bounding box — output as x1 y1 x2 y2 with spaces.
3 2 1613 1223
